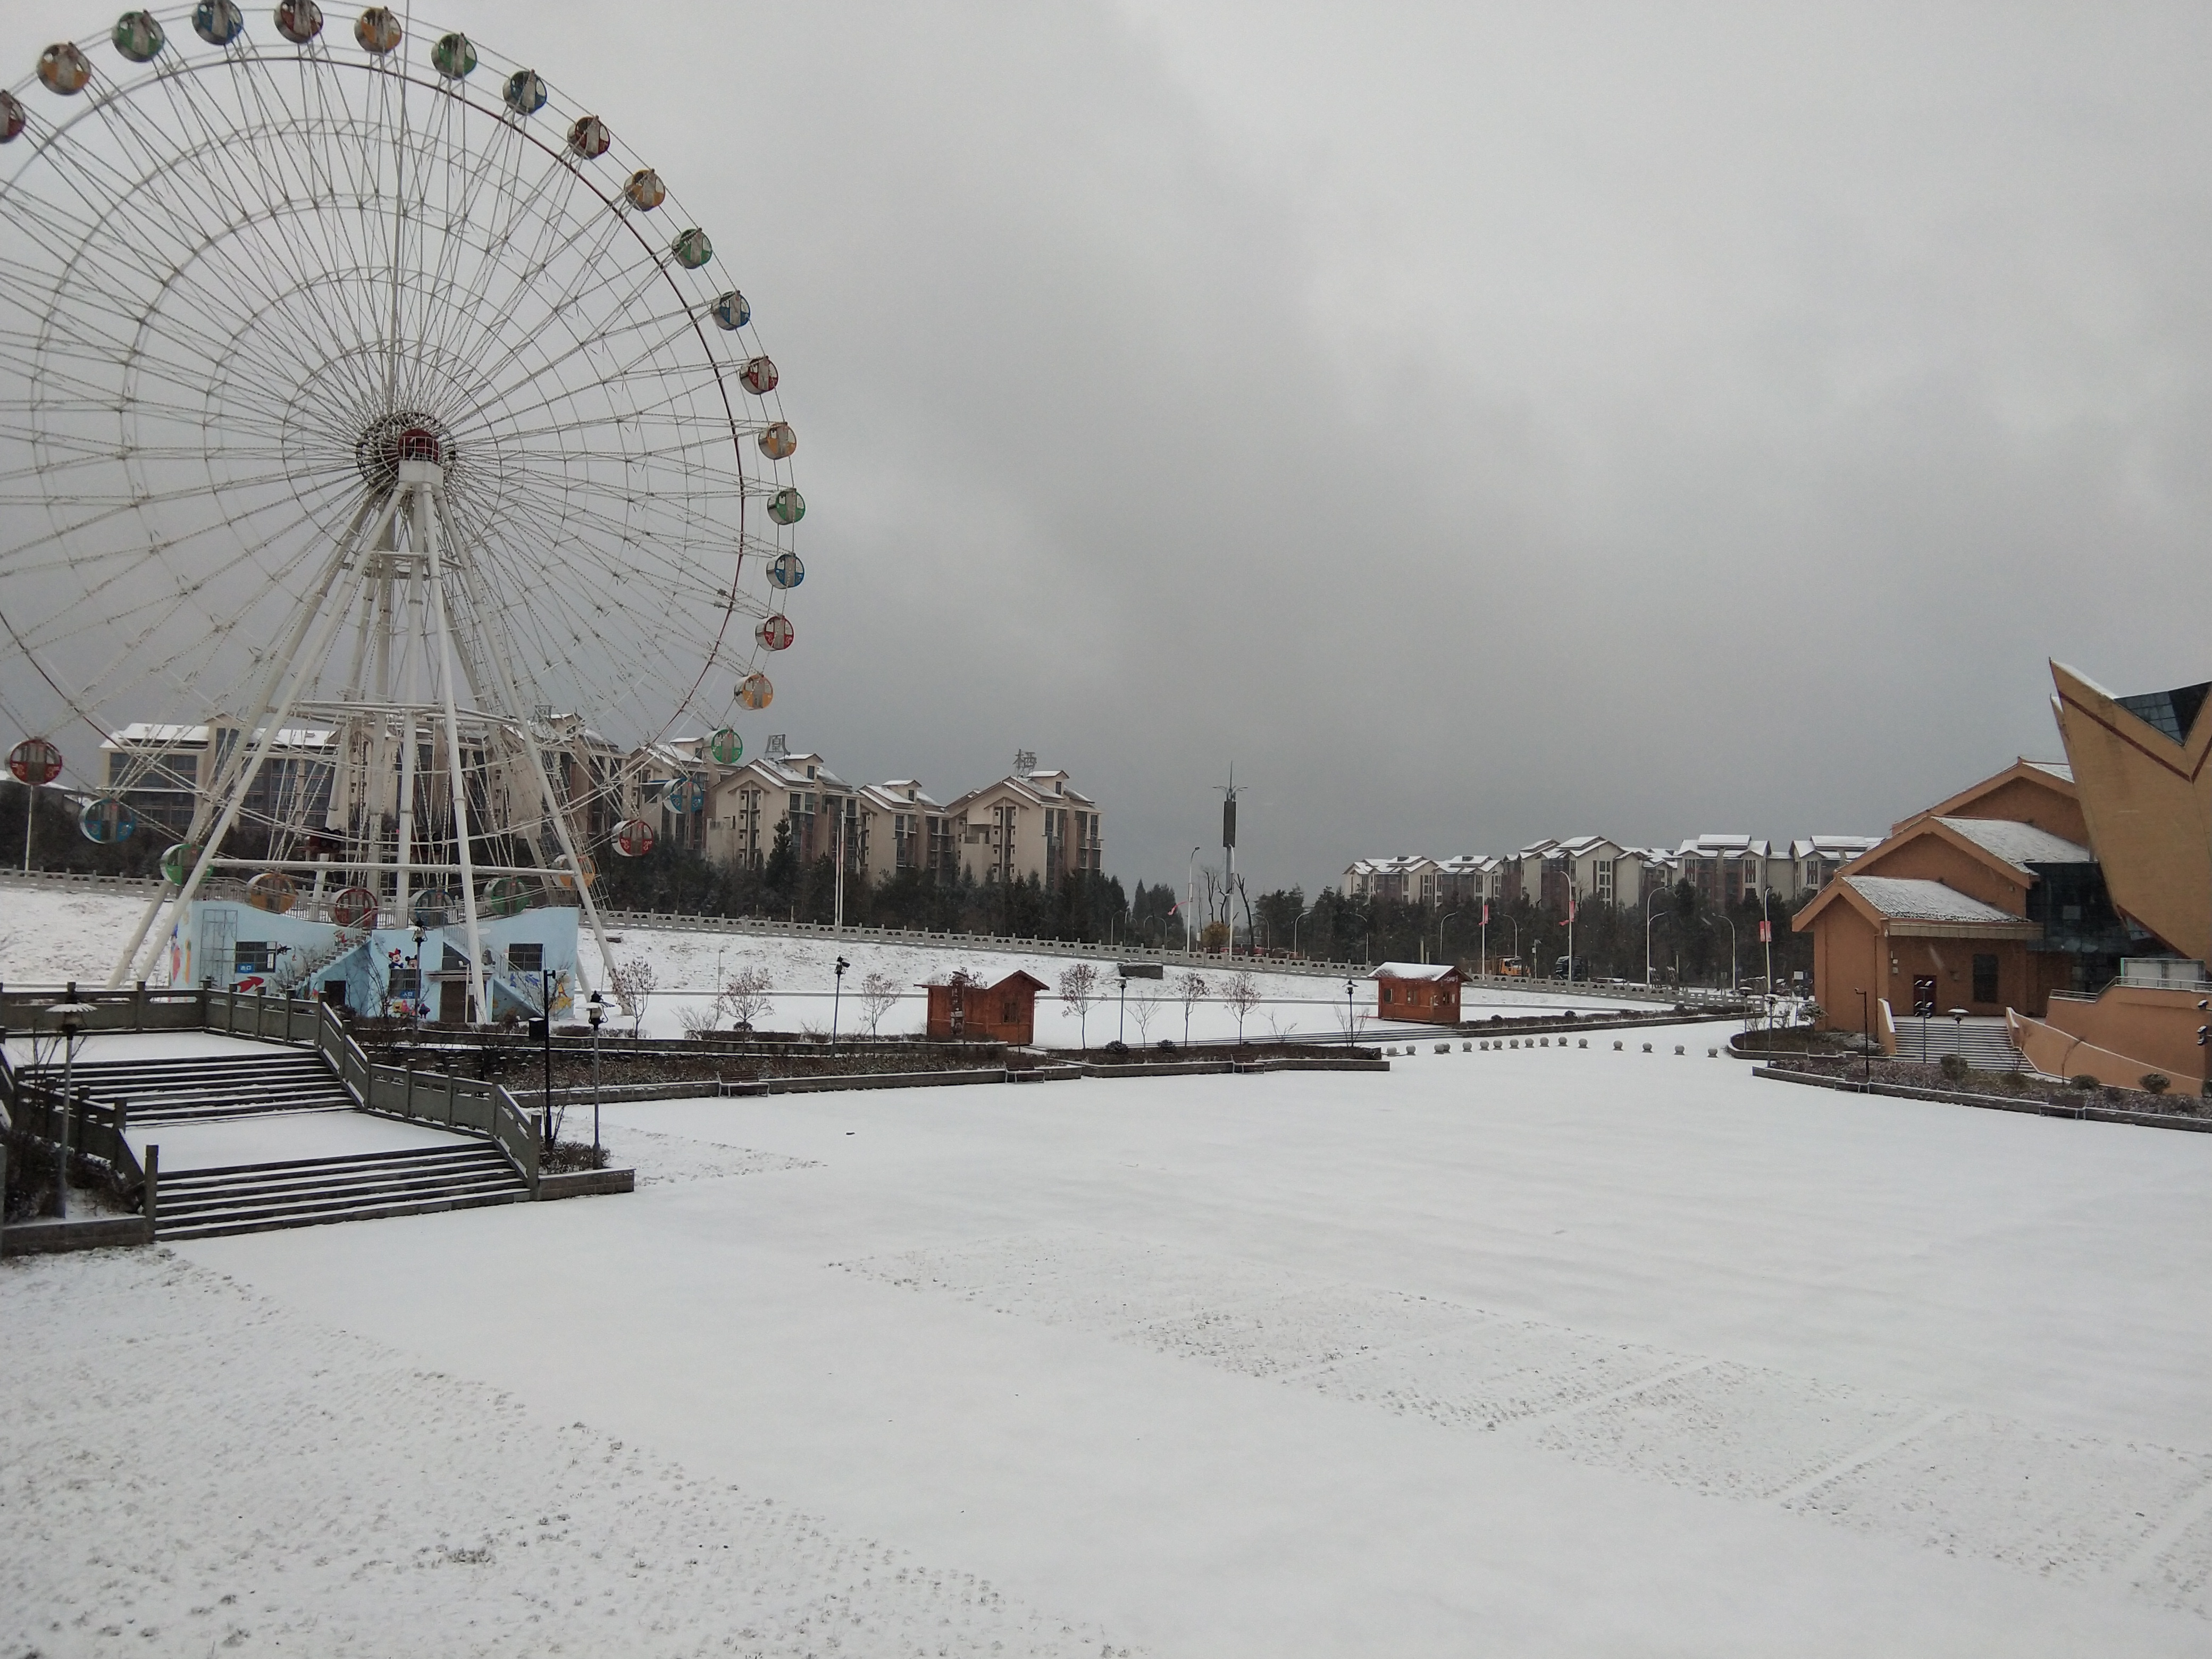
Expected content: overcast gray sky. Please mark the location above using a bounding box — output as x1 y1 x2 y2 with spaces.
69 2 2212 895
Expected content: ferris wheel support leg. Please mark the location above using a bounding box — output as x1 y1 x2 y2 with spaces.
108 495 388 990
119 493 393 986
394 711 417 923
437 495 624 1013
418 475 489 1027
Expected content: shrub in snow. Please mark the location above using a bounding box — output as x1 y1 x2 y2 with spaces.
2069 1073 2100 1091
2142 1073 2172 1095
1939 1053 1968 1083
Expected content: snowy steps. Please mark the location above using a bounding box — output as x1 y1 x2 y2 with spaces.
21 1051 358 1124
154 1143 528 1239
1889 1015 2027 1071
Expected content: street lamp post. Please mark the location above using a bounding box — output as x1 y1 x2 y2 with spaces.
1645 890 1668 988
1713 911 1738 994
586 990 605 1161
538 967 555 1147
46 985 93 1220
1437 910 1461 969
1857 987 1872 1090
1345 979 1356 1047
1186 847 1202 957
831 955 850 1053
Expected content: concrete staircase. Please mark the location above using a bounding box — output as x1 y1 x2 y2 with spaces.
1891 1015 2029 1072
20 1051 356 1124
154 1143 529 1239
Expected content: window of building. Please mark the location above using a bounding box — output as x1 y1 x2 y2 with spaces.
234 941 275 973
389 966 420 993
1972 953 1999 1003
508 943 544 974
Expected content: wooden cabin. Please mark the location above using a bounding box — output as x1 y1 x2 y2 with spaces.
923 970 1046 1044
1369 962 1463 1025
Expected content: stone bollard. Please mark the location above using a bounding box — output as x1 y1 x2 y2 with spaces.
1613 1040 1623 1050
1674 1045 1686 1055
1642 1042 1653 1053
144 1143 160 1240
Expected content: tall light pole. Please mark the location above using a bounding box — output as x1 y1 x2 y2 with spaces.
538 966 555 1147
1712 911 1738 994
46 986 93 1220
831 954 850 1052
1437 910 1460 967
1345 978 1356 1046
1186 846 1201 958
586 990 605 1161
1645 889 1669 988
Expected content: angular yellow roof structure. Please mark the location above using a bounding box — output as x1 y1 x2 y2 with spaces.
2049 660 2212 965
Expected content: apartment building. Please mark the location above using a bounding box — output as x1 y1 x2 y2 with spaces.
944 761 1104 887
1345 830 1873 911
686 740 1097 886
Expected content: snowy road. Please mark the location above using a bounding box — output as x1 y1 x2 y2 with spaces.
9 1031 2212 1654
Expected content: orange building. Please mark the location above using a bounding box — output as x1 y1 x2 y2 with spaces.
1369 963 1463 1024
1799 665 2211 1089
922 971 1045 1044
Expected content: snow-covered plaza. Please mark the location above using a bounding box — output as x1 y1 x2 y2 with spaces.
8 1028 2212 1656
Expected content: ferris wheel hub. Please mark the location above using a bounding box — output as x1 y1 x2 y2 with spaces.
355 411 459 491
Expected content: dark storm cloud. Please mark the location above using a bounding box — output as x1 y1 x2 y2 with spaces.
104 3 2212 890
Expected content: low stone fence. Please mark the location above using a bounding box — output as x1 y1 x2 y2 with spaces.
1753 1063 2212 1135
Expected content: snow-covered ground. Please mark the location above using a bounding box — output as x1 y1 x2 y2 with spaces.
0 879 1651 1045
8 1032 2212 1655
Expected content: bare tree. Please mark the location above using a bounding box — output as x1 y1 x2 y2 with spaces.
723 965 775 1033
1224 970 1261 1045
610 958 657 1036
1176 970 1210 1045
1059 962 1102 1050
676 1000 720 1039
1128 986 1162 1044
858 970 901 1038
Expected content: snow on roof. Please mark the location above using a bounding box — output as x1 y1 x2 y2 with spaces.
1676 834 1769 858
1790 835 1882 859
1841 876 2023 924
1367 962 1463 981
2023 759 2074 782
1935 816 2092 870
865 779 943 808
104 722 335 748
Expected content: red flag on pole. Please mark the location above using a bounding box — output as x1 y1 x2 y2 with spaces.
1481 901 1490 924
1759 919 1772 943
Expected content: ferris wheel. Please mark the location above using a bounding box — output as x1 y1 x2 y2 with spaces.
0 5 806 1000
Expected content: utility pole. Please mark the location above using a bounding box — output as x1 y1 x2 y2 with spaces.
1218 769 1239 960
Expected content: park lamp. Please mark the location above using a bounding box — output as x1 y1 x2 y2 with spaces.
587 990 605 1031
45 990 96 1221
